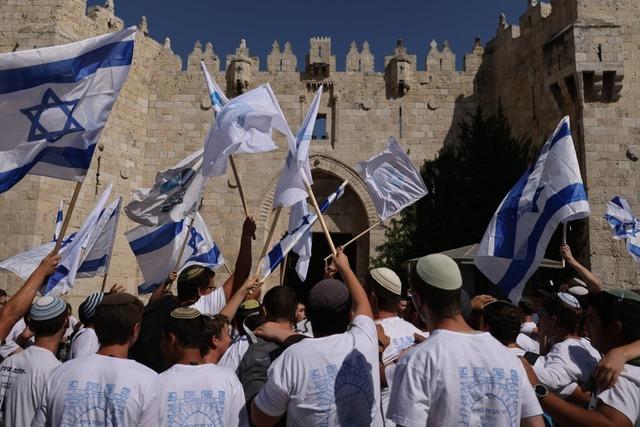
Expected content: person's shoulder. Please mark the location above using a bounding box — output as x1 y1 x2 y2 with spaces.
121 358 158 378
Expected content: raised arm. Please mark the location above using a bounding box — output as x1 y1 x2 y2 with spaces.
222 216 256 302
560 244 603 293
149 271 176 303
332 247 373 319
219 276 260 321
0 253 58 341
594 340 640 389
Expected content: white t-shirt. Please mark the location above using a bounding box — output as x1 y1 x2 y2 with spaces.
295 319 314 337
517 333 540 353
159 363 247 427
520 321 537 337
376 316 429 427
0 340 20 360
596 364 640 427
254 315 383 427
387 330 542 427
68 327 99 360
32 354 161 426
218 336 249 373
533 337 601 397
191 287 226 315
1 346 60 426
64 316 79 339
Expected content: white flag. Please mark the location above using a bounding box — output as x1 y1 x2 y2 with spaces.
125 149 204 227
52 201 64 242
202 83 292 177
0 27 136 193
201 61 228 113
357 137 428 220
77 197 122 278
289 201 312 281
273 86 323 208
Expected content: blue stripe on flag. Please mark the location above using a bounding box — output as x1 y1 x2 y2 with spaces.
129 221 183 255
0 41 134 94
42 264 69 294
629 242 640 258
267 244 284 276
188 246 221 265
496 183 588 295
77 255 108 273
549 121 571 148
492 172 530 258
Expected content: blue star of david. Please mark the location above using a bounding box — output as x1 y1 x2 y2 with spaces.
529 186 545 213
20 88 85 143
188 227 204 252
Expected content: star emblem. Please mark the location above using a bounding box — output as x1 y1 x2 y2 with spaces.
20 88 85 143
188 227 204 252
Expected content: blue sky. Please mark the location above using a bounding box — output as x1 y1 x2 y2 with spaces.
88 0 526 71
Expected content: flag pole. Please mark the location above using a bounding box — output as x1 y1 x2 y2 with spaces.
229 156 249 217
324 220 383 262
280 253 288 286
166 216 196 293
53 181 83 255
302 177 337 256
223 261 233 276
561 222 568 268
256 207 282 271
100 272 109 293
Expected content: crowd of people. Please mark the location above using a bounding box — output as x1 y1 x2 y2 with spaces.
0 216 638 427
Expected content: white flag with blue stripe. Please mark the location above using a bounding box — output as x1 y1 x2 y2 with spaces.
474 117 590 302
289 201 312 281
258 181 347 280
127 213 224 294
76 197 121 278
606 196 640 262
273 86 323 208
201 61 228 113
202 83 292 177
125 149 204 227
357 137 428 220
53 201 64 242
0 27 136 193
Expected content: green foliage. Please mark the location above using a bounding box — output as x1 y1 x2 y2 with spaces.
373 107 532 271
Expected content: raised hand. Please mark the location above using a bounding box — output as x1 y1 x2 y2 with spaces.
243 216 257 241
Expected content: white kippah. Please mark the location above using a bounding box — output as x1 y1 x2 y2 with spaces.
370 268 402 295
30 296 66 321
558 292 581 309
568 286 589 297
415 254 461 291
568 277 587 288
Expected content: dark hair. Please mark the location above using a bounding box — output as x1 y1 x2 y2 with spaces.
164 315 208 353
28 312 67 338
177 267 215 302
410 267 461 318
482 301 522 346
518 300 534 316
203 314 229 340
263 286 297 323
308 301 351 337
542 293 582 333
93 298 144 346
590 292 640 343
365 275 401 313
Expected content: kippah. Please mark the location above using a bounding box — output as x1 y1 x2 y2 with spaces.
99 293 137 306
308 279 349 309
30 296 66 321
170 307 201 319
568 286 589 297
179 265 208 281
240 299 260 310
568 277 587 288
605 288 640 304
558 292 581 309
370 268 402 296
80 292 104 320
416 254 461 291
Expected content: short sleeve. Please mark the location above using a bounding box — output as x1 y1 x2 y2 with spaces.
533 346 575 393
226 376 248 427
349 315 377 345
597 375 640 426
193 287 226 315
31 376 50 427
139 375 162 426
518 366 542 419
387 355 431 427
253 354 290 418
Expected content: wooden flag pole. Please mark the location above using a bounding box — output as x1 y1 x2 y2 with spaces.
53 181 83 255
302 178 337 256
257 207 282 266
561 222 568 268
100 272 109 293
324 220 383 262
166 217 196 293
223 261 233 276
280 253 288 286
229 155 249 218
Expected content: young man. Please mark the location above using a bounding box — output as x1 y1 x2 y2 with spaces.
218 299 263 372
67 292 104 360
159 307 246 426
387 254 544 427
534 292 600 400
32 293 160 426
0 296 67 426
251 249 383 426
523 288 640 427
203 314 233 364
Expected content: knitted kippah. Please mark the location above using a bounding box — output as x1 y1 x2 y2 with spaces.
308 279 349 309
99 293 138 306
179 265 208 281
370 268 402 296
80 292 104 320
170 307 201 319
416 254 462 290
30 296 66 321
558 292 581 309
240 299 261 310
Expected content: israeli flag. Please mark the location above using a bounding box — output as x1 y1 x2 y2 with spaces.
475 117 590 302
76 197 122 278
125 149 204 227
202 83 293 177
606 197 640 262
0 27 136 193
201 61 228 113
53 201 64 242
273 86 323 208
289 201 312 281
258 181 347 280
127 213 224 294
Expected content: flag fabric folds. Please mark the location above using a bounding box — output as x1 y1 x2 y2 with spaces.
605 196 640 262
202 83 291 177
76 197 122 278
53 201 64 242
201 61 228 113
0 27 136 193
356 137 428 220
127 213 224 294
258 181 347 281
273 86 323 208
124 149 204 227
289 201 312 281
474 117 590 302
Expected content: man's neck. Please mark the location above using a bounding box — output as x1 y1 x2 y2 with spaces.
33 335 61 354
267 320 292 330
557 331 580 343
523 315 534 322
203 349 223 364
432 315 475 333
97 343 130 359
175 349 205 366
376 310 397 320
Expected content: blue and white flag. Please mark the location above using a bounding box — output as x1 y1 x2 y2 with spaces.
357 137 428 220
125 149 204 227
202 83 293 177
258 181 347 281
606 196 640 262
77 197 122 278
127 213 224 294
0 27 136 193
474 117 590 302
53 201 64 242
289 201 312 281
201 61 228 113
273 86 323 208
